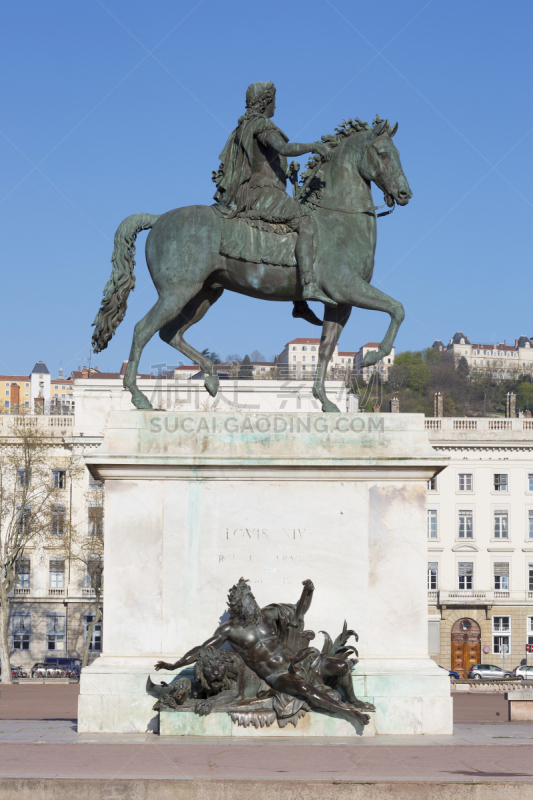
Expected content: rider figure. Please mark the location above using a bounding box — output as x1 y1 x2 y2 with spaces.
212 81 336 310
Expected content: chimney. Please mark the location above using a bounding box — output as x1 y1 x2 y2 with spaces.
34 397 44 415
506 392 516 419
434 392 443 418
504 340 507 345
515 339 518 347
82 368 89 378
390 396 400 413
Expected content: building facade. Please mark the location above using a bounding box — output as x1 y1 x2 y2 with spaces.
434 332 533 380
2 414 103 669
354 342 395 382
426 417 533 676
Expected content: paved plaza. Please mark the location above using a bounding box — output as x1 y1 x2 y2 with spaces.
0 686 531 784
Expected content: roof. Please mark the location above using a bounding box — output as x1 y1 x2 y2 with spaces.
432 340 444 348
469 344 516 351
0 375 30 381
31 361 50 375
51 377 73 382
517 336 532 347
174 365 199 371
361 342 381 349
71 370 154 380
450 332 470 344
288 338 321 344
338 351 356 356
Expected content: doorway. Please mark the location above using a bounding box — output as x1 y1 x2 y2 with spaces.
451 618 481 678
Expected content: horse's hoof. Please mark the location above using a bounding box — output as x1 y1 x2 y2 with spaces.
205 375 219 398
322 400 340 413
131 393 153 410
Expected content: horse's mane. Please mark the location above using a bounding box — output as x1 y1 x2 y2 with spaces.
299 115 387 206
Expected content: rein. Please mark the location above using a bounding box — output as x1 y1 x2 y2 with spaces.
310 199 395 218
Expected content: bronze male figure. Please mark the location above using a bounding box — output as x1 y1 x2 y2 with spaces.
212 81 336 310
155 578 374 726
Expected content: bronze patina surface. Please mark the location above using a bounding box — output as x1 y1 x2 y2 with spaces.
92 83 412 413
148 578 374 729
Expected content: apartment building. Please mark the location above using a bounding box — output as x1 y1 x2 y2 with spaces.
2 414 103 668
354 342 395 381
426 417 533 676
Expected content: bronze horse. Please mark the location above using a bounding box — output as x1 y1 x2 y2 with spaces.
92 116 412 412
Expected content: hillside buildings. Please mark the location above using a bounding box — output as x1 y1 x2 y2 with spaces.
275 338 394 380
433 332 533 380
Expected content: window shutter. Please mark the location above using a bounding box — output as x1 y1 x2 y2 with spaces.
494 562 509 577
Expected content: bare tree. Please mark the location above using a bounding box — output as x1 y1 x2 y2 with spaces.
58 481 104 668
0 419 80 683
250 350 266 362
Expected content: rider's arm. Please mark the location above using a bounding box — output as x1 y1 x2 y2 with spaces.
264 131 329 159
154 624 229 671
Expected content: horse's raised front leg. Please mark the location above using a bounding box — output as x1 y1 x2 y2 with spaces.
313 304 352 413
159 286 224 398
351 280 405 368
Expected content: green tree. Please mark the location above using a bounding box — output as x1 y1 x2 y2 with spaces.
517 381 533 412
238 355 254 379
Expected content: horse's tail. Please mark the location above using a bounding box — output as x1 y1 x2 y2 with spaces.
91 213 161 353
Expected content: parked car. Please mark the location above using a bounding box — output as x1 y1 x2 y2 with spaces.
514 665 533 679
31 662 65 678
468 664 513 679
438 665 460 679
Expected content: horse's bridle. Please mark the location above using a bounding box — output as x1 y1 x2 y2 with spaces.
310 199 395 217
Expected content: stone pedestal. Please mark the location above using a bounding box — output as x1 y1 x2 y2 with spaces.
78 410 452 735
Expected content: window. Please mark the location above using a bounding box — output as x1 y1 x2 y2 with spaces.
51 469 66 489
302 365 306 370
528 616 533 649
49 558 65 588
292 356 296 361
458 473 473 492
84 614 102 651
494 511 509 539
3 401 8 409
529 474 533 492
302 356 306 362
51 505 65 537
458 510 473 538
15 557 30 589
24 402 29 409
292 347 296 351
46 614 65 650
311 356 315 362
292 365 296 370
54 385 58 390
61 394 65 399
528 510 533 539
25 383 29 388
311 346 316 351
24 391 29 397
427 509 438 539
494 562 509 590
428 562 438 590
12 613 30 650
61 385 66 391
493 616 511 655
494 474 508 492
458 562 473 590
427 476 438 492
17 468 30 489
87 506 103 537
5 389 9 396
17 505 31 537
529 564 533 592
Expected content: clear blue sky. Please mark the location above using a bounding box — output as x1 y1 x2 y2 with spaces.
2 1 532 376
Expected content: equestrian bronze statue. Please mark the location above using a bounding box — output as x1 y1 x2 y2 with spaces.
92 81 412 412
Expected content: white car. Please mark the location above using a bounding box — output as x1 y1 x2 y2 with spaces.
514 665 533 680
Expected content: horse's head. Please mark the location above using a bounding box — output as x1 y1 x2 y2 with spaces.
358 118 412 208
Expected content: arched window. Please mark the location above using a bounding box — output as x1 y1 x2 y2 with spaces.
310 346 316 351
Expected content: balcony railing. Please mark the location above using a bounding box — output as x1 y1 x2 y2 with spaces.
13 588 30 596
82 588 96 597
48 588 65 597
425 417 533 432
436 589 533 604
